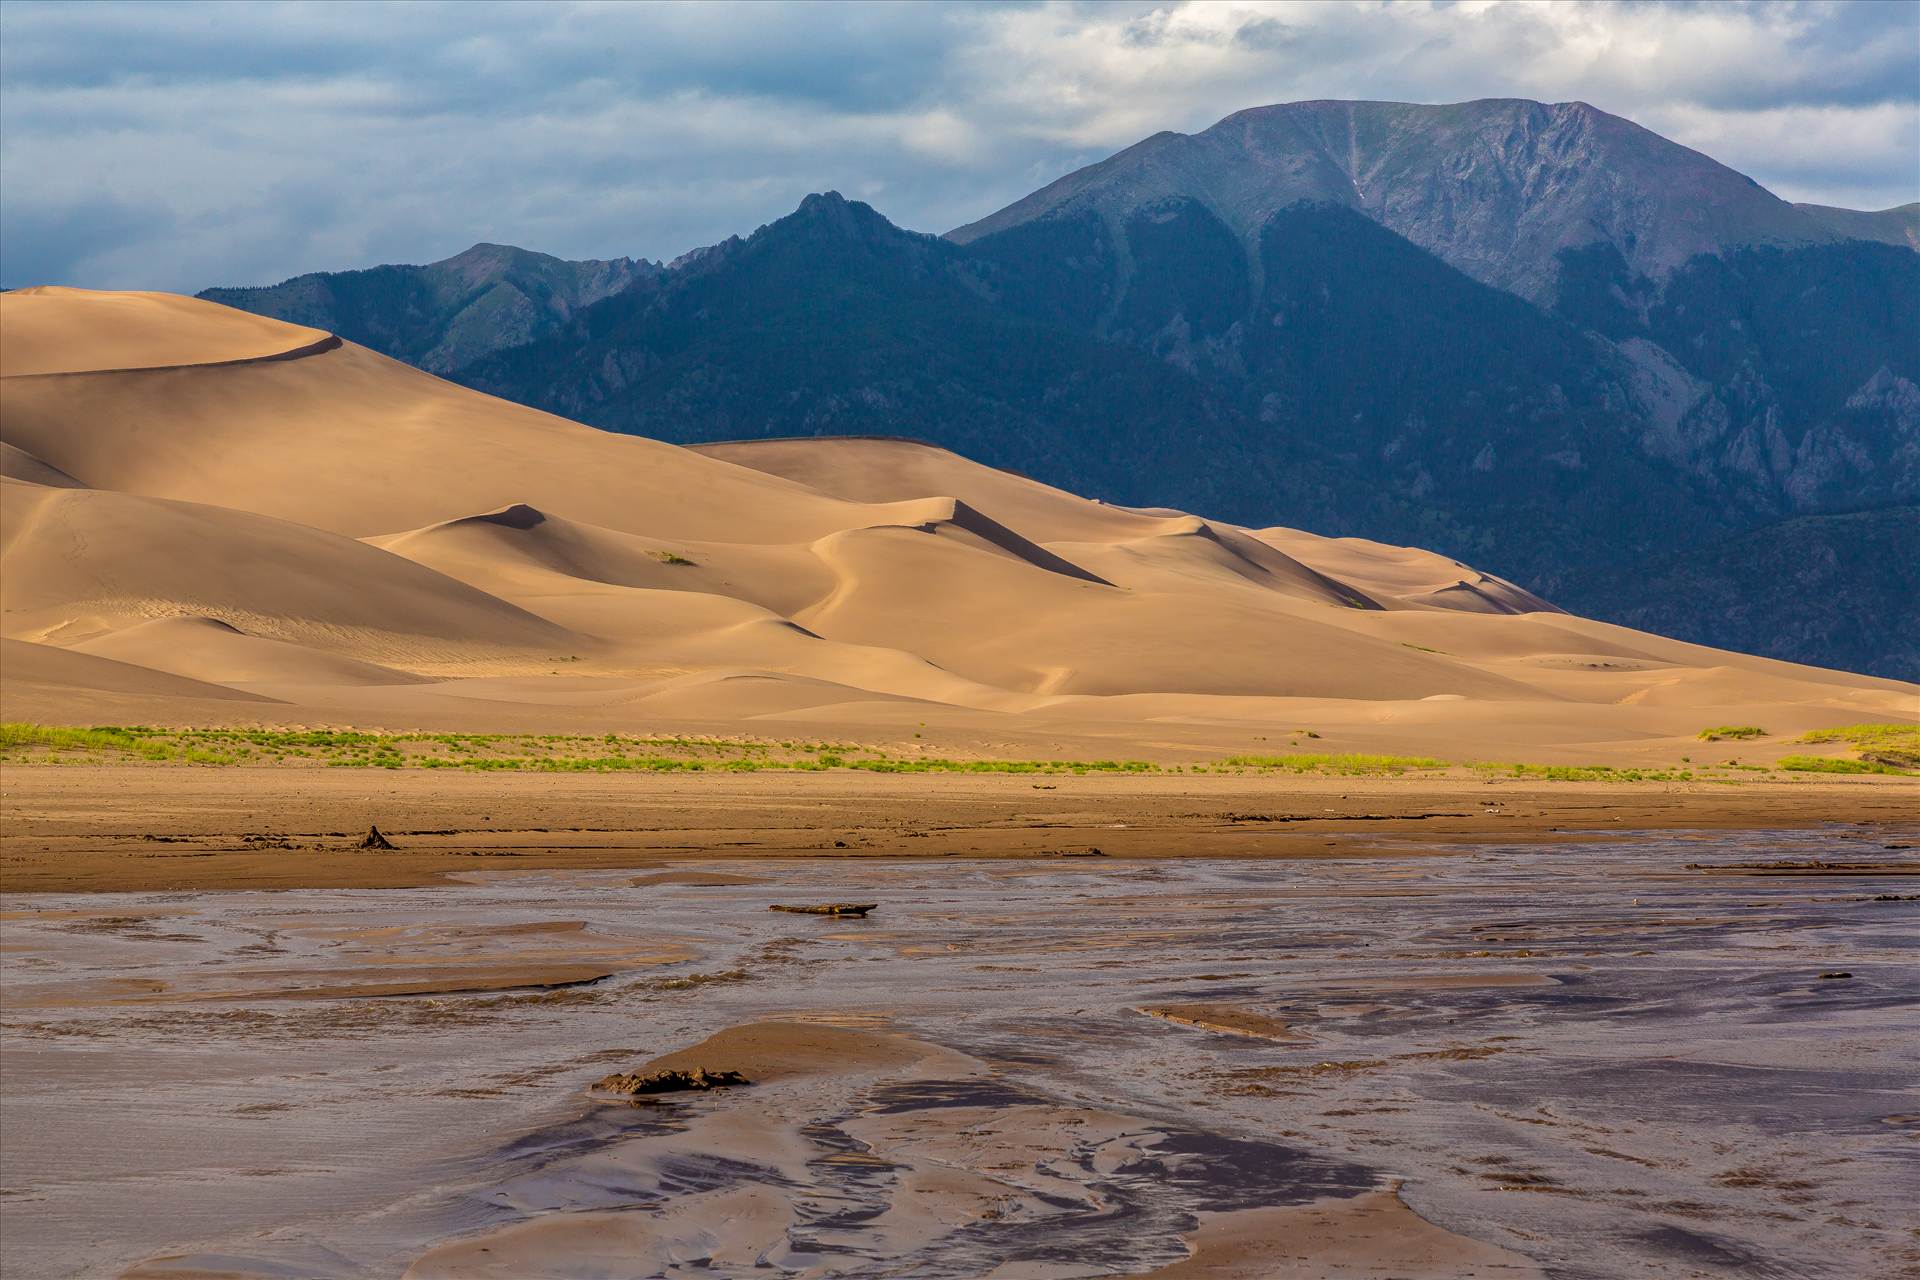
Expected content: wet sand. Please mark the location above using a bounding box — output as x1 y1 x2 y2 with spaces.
2 826 1915 1278
1134 1192 1543 1278
2 765 1914 893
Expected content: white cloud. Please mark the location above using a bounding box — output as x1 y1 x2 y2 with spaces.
1637 100 1920 209
1 0 1912 290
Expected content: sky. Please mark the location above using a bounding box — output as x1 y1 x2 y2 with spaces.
2 0 1915 292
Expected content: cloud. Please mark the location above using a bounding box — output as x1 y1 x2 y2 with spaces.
1 0 1913 291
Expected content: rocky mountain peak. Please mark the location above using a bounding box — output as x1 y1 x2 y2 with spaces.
950 97 1846 303
780 191 912 242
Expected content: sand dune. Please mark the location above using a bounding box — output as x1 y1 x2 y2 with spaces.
0 287 332 377
1252 526 1559 615
73 616 430 689
703 437 1515 612
694 436 1180 542
378 518 1030 710
1 288 1911 757
371 501 837 621
0 441 84 489
0 311 862 543
0 637 271 703
1 478 571 668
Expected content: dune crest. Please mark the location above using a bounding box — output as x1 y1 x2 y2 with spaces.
0 288 332 377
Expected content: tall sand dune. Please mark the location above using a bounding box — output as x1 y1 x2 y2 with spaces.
2 288 1911 756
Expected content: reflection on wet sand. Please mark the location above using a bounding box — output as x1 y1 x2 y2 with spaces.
2 828 1915 1277
4 916 695 1008
1136 1003 1305 1042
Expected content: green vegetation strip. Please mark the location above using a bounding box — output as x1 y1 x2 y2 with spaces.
1774 756 1909 776
1784 724 1920 774
4 724 1913 778
0 724 1167 775
0 728 1446 776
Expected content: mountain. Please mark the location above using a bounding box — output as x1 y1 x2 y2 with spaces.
199 243 658 372
1572 506 1920 683
948 98 1845 304
459 193 1268 517
949 98 1918 523
1792 201 1920 249
200 99 1920 678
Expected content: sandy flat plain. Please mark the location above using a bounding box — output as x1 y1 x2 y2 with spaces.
3 287 1918 1278
1 765 1916 894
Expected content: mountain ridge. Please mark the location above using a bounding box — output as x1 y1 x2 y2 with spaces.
1791 201 1920 249
199 243 660 372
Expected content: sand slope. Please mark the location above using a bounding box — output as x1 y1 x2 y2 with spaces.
1 478 571 666
1 288 1911 757
73 617 430 690
0 637 273 704
0 441 84 488
0 287 330 376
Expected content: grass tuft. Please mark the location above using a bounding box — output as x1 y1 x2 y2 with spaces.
1475 762 1694 782
1222 753 1444 775
1794 723 1919 747
1777 755 1909 776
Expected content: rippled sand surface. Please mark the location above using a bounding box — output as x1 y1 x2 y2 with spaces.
3 830 1915 1278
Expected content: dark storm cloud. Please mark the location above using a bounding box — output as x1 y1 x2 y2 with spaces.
1 0 1913 292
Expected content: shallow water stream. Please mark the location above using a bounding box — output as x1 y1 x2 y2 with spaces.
3 828 1915 1278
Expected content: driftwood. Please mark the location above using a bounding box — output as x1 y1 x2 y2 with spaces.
768 902 877 917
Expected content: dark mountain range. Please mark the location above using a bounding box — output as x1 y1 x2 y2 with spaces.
462 193 1265 511
948 99 1918 523
1574 506 1920 682
202 99 1919 679
200 243 657 372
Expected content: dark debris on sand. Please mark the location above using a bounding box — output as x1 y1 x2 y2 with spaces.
769 903 877 917
594 1068 751 1095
